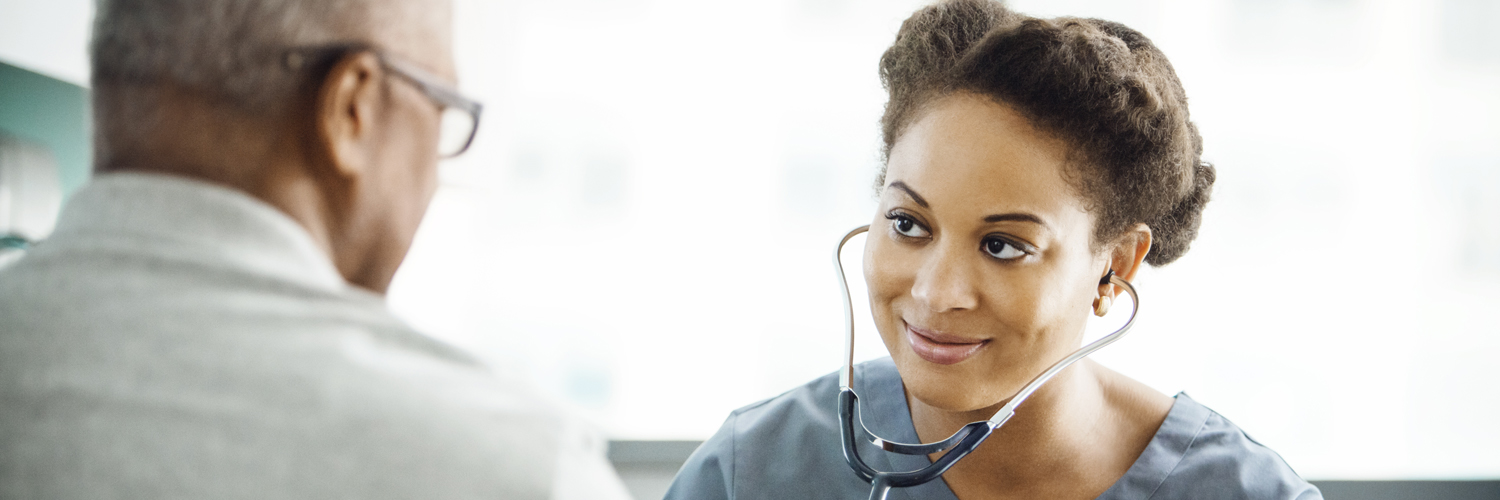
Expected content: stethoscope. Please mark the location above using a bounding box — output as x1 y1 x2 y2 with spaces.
832 225 1141 500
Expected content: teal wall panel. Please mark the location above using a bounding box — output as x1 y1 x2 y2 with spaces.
0 60 91 198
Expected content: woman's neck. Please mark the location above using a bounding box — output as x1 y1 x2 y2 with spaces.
906 360 1170 500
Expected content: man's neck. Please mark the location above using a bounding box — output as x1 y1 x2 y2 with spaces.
95 84 379 292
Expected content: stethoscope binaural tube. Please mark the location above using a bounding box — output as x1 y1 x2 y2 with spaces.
832 225 1142 500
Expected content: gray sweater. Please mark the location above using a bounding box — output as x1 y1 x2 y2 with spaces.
0 173 629 500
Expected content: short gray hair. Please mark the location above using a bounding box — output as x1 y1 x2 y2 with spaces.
91 0 441 110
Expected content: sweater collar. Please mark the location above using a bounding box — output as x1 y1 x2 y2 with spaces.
50 171 348 292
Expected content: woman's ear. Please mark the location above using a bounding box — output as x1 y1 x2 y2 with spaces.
314 51 386 182
1111 223 1153 283
1098 223 1153 303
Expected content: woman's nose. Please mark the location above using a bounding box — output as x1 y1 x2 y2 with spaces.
909 243 980 312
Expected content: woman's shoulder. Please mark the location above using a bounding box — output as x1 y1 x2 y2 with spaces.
663 358 900 500
723 361 848 430
1105 393 1323 500
707 356 903 443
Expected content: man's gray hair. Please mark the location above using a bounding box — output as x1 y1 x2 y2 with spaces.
91 0 440 110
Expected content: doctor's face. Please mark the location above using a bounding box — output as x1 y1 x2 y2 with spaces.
864 93 1111 412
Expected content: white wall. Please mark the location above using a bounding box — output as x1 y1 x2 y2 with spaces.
0 0 91 85
4 0 1497 481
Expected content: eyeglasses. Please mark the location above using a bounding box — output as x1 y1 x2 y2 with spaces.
284 44 483 158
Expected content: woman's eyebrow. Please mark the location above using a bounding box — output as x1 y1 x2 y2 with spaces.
887 181 929 208
984 212 1049 230
889 180 1048 229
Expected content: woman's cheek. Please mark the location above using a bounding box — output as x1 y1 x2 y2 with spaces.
863 235 897 304
863 236 908 343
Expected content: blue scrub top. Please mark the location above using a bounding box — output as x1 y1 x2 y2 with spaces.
665 357 1321 500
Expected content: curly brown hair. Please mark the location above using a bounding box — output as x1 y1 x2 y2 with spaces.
877 0 1215 266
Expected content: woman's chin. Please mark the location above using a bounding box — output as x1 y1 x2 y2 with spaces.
909 385 1004 414
894 356 1009 413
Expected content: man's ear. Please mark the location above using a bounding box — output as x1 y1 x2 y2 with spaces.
315 51 386 181
1101 223 1153 300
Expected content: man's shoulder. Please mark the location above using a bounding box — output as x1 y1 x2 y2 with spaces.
0 246 571 498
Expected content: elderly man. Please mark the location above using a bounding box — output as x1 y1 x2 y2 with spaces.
0 1 629 498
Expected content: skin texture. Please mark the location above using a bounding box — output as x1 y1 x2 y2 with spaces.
864 93 1172 499
92 1 454 294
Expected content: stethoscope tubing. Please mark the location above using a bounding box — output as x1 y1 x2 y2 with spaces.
833 225 1142 499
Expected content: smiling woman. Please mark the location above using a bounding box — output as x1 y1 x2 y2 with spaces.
664 1 1318 499
871 94 1117 416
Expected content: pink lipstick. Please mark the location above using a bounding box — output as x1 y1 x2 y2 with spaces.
904 323 987 365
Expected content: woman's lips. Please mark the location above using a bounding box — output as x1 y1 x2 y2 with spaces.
904 323 988 365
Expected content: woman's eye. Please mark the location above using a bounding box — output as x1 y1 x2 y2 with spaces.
984 238 1027 260
889 214 929 238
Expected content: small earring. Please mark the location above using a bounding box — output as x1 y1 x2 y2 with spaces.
1094 268 1115 317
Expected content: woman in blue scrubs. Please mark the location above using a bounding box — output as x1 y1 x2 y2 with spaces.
666 1 1320 499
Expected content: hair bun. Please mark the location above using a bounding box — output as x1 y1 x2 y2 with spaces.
1145 160 1215 266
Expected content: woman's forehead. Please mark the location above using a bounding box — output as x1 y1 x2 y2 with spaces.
884 94 1089 224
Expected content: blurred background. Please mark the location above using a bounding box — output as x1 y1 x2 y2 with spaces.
2 0 1497 496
